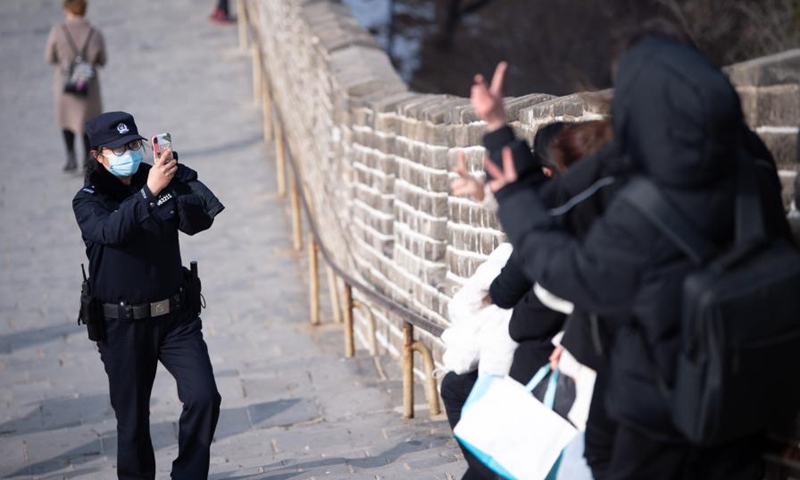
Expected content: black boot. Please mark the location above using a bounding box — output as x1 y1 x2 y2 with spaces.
64 150 77 172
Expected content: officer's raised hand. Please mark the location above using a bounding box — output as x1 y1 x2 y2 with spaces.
148 146 177 196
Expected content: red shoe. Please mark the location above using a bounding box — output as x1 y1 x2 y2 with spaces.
209 7 235 24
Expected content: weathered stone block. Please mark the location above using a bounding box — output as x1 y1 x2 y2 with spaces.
779 171 798 208
758 128 799 170
725 49 800 87
444 102 477 124
424 123 451 147
735 87 759 128
352 127 374 148
373 132 396 153
375 153 398 176
352 107 374 128
505 93 556 122
453 123 491 148
755 85 800 127
427 97 471 124
375 113 399 134
396 226 447 262
395 204 449 240
403 94 450 120
521 90 611 125
370 91 423 114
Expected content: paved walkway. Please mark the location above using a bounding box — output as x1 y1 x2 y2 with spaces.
0 1 464 478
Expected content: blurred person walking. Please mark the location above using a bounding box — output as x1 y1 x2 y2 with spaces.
209 0 235 24
45 0 106 172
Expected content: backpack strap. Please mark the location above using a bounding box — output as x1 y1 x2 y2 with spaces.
733 149 767 248
621 177 717 265
620 150 768 266
62 25 94 61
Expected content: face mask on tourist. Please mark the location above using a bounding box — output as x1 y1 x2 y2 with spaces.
105 147 143 177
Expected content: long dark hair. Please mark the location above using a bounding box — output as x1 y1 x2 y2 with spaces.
84 153 99 178
551 120 613 172
533 122 567 171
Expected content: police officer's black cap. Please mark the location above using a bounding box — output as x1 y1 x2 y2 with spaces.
85 111 147 150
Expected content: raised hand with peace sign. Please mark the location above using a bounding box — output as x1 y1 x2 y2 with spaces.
470 61 508 132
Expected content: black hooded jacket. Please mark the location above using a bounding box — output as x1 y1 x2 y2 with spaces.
73 162 216 304
485 131 626 371
491 38 791 440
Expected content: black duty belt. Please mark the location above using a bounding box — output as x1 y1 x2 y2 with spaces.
103 292 183 320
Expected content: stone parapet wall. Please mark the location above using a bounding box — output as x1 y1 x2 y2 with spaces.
248 0 800 364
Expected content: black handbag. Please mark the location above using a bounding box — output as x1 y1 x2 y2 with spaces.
62 26 95 96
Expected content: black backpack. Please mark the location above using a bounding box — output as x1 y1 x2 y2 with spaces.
621 151 800 445
62 26 95 96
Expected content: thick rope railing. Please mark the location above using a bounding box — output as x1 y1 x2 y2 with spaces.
240 2 441 419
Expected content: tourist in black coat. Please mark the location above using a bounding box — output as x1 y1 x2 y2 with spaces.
477 38 791 480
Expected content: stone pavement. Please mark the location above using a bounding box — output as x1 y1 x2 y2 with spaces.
0 1 465 478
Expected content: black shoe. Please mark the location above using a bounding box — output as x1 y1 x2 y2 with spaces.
64 152 77 172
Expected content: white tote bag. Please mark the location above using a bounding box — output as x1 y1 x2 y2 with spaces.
554 432 595 480
454 366 578 480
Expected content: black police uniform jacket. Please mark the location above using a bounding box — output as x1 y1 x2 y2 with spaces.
490 38 792 441
73 162 215 305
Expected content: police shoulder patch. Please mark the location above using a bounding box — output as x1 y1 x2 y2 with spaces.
81 186 96 195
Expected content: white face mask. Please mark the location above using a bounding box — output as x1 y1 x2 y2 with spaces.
105 147 144 177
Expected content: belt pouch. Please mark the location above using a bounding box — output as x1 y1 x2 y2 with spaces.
79 278 106 341
182 264 203 315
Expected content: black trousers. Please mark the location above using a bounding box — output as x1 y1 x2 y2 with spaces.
441 370 497 480
607 425 764 480
62 129 90 160
98 311 221 480
584 373 616 480
441 340 553 480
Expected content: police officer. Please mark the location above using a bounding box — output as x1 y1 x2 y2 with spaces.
73 111 222 480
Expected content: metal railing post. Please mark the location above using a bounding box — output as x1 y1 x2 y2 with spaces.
353 301 378 355
274 120 287 198
327 266 342 324
309 236 320 325
403 322 414 419
343 284 355 358
412 341 442 417
236 0 249 51
261 69 273 143
289 171 303 251
251 46 262 105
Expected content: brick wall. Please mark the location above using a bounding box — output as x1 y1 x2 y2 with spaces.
725 50 800 206
248 0 800 367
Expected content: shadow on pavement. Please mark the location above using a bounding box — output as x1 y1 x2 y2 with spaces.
3 399 302 478
0 322 77 353
214 437 451 479
174 133 263 160
2 466 103 480
0 394 112 436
